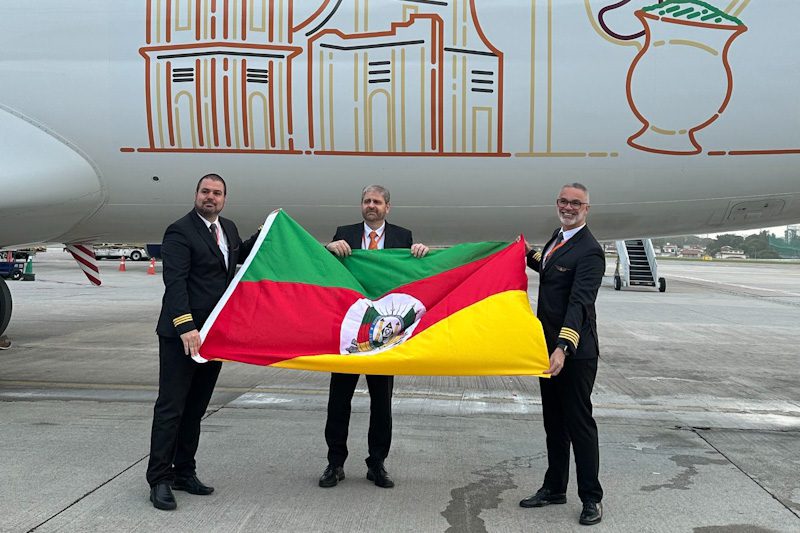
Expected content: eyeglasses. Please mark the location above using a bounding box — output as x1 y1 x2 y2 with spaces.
556 198 588 209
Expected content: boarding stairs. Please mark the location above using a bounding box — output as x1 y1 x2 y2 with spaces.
614 239 666 292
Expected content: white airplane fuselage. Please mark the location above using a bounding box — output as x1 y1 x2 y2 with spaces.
1 0 798 247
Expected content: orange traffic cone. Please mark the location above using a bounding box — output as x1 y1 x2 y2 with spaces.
118 256 126 272
147 258 156 275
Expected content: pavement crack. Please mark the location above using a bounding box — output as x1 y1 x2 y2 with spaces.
441 455 539 533
692 525 781 533
26 388 258 532
25 453 151 533
640 453 727 492
692 428 800 520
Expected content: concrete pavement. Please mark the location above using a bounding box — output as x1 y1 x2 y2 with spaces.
0 251 798 532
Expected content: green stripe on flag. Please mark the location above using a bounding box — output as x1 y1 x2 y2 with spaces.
241 211 365 292
240 210 510 299
341 241 509 299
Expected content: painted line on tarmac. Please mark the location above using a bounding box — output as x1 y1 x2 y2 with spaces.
671 274 800 297
3 381 798 431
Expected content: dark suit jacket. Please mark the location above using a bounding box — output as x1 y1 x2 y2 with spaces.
156 210 257 337
332 222 413 250
526 226 605 360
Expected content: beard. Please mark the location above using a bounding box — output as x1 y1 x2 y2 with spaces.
558 210 583 227
558 212 574 224
195 200 221 218
362 209 384 222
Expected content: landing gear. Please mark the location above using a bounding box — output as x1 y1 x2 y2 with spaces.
614 275 622 291
658 277 667 293
0 277 11 336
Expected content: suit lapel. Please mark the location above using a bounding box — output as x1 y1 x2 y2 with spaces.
346 224 362 250
219 217 237 278
351 222 390 249
192 212 226 270
543 227 585 272
383 224 393 249
540 229 560 272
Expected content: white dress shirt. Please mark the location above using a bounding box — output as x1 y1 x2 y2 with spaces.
543 224 585 265
362 222 386 250
197 212 229 268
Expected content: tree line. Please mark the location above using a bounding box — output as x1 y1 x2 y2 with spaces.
652 231 781 259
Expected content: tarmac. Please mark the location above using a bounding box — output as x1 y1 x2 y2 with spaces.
0 251 798 533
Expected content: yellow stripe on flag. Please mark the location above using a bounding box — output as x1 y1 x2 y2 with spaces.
273 290 550 376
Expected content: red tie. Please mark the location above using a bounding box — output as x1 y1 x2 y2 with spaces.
368 231 379 250
209 223 220 245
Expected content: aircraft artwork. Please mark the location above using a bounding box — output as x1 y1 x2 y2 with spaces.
0 0 798 333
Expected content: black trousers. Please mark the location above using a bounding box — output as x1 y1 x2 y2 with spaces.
539 357 603 503
146 336 222 487
324 373 393 469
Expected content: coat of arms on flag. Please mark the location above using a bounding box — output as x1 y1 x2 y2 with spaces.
195 210 550 376
341 294 425 354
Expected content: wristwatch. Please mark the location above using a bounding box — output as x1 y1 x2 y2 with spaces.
556 342 571 357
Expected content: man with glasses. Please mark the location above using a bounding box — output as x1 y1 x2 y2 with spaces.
519 183 605 526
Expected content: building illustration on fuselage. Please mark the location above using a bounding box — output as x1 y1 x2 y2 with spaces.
133 1 766 159
138 0 504 155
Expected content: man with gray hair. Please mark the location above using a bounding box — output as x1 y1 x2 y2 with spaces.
319 185 428 490
520 182 605 525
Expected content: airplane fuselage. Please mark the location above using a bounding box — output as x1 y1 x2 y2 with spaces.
1 0 798 247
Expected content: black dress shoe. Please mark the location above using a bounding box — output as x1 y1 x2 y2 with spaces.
519 487 567 508
579 501 603 525
366 465 394 488
319 464 345 488
172 475 214 495
150 482 177 510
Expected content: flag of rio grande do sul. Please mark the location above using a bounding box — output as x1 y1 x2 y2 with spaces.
195 210 550 376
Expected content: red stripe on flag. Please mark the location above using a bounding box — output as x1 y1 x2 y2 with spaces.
201 241 528 366
200 283 362 365
387 241 527 336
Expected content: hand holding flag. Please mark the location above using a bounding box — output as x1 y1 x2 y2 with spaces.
196 210 549 376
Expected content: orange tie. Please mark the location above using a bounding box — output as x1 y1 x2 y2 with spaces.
368 230 379 250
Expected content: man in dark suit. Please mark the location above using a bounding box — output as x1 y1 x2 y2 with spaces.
319 185 428 489
520 183 605 526
147 173 257 510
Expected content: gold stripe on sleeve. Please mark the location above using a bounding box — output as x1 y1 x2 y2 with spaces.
173 314 193 327
559 327 580 347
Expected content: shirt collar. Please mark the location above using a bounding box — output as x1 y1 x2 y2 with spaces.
363 222 385 237
196 211 219 229
559 224 585 242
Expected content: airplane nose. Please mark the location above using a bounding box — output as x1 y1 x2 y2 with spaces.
0 106 103 247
